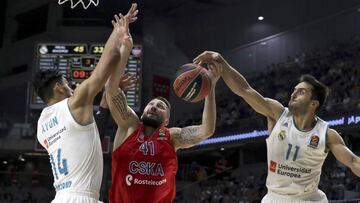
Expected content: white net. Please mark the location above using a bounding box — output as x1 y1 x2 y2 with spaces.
58 0 99 9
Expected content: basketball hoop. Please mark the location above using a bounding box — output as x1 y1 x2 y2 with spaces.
58 0 99 9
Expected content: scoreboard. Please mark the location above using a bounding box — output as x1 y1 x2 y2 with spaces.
30 43 142 111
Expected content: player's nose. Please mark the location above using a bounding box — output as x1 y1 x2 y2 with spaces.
150 106 157 112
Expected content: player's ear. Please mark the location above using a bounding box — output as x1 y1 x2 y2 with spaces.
311 100 319 108
164 118 169 127
54 81 66 94
53 81 61 93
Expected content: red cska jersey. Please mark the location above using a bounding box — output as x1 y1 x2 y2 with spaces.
110 124 178 203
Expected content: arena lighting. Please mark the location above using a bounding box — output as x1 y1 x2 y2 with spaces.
2 161 7 165
18 155 25 162
258 16 264 21
198 114 360 146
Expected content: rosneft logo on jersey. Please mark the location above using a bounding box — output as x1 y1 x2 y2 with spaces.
270 160 277 172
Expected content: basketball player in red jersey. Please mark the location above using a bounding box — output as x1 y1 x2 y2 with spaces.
105 14 222 203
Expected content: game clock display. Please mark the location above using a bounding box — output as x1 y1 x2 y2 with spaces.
31 43 142 111
71 69 93 80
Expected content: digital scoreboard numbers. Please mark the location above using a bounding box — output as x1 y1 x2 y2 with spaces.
31 44 142 112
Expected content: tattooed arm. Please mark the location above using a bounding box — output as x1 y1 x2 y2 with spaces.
170 62 221 150
105 11 139 150
170 87 215 150
107 90 139 125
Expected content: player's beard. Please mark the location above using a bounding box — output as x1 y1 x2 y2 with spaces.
141 115 162 129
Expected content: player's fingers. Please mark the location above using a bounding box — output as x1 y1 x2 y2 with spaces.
208 63 215 72
114 14 120 23
193 52 210 64
213 61 223 72
132 10 139 17
129 3 137 14
127 73 136 79
111 20 116 27
121 74 131 81
123 84 135 91
119 13 124 25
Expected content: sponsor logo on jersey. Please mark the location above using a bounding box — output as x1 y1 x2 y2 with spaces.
129 161 165 176
125 174 167 187
278 130 286 141
270 160 277 172
308 135 319 149
125 174 133 186
276 164 312 178
47 126 67 147
157 128 167 140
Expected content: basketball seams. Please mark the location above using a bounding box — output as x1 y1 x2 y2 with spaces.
173 64 211 102
173 67 202 96
182 74 203 102
192 72 211 102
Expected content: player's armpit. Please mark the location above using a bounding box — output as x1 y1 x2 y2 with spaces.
327 128 360 177
170 125 208 150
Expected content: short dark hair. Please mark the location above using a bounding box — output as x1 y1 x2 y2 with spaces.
32 69 63 103
299 74 329 110
153 96 171 117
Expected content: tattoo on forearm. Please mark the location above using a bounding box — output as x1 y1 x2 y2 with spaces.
111 91 130 120
178 126 202 145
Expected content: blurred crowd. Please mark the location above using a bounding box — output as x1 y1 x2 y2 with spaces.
0 164 54 203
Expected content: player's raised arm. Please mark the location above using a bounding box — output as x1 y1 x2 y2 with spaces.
105 12 139 131
170 62 221 150
68 4 138 125
327 128 360 177
193 51 284 122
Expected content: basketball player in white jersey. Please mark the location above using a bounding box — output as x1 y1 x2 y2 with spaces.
32 4 138 203
193 51 360 203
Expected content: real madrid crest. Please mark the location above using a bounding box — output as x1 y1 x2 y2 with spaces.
278 130 286 141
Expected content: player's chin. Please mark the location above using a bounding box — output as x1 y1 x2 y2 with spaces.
142 116 162 128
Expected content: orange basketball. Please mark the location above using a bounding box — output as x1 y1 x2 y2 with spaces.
173 63 211 103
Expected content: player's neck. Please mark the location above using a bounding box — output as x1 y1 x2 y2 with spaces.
293 113 317 131
143 126 157 137
47 98 63 106
47 94 67 106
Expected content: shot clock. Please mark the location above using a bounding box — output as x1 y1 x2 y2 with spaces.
31 43 142 111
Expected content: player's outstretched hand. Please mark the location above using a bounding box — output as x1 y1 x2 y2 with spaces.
193 51 225 65
119 72 137 91
207 61 223 86
112 13 133 48
125 3 138 23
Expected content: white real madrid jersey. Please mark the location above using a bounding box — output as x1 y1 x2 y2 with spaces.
266 108 328 198
37 98 103 196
